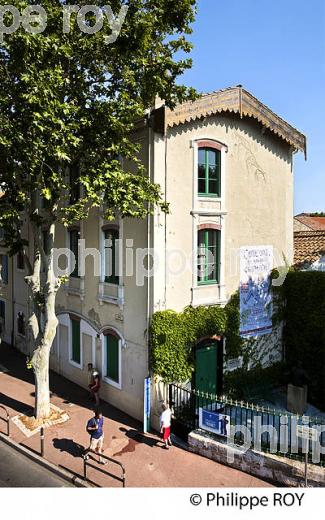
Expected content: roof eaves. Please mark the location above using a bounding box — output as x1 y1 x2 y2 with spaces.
165 86 307 158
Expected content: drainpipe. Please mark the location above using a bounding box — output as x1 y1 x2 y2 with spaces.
164 129 168 307
146 114 152 374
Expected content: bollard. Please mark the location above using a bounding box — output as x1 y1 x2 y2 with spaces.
83 454 87 480
40 427 45 457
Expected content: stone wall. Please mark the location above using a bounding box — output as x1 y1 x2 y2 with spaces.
189 430 325 487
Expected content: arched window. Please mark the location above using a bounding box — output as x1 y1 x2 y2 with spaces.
197 228 221 285
198 147 221 197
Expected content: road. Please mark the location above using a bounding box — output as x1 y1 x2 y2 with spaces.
0 441 73 487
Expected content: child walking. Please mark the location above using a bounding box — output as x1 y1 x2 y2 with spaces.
160 402 172 449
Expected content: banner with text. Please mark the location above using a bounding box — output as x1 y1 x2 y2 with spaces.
240 246 273 338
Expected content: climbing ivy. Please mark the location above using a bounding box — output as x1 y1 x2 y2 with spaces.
150 297 243 383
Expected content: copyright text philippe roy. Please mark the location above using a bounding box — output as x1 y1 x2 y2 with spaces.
190 492 305 509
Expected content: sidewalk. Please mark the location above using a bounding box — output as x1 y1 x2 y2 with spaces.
0 343 273 487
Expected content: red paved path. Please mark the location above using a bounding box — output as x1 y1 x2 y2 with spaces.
0 344 273 487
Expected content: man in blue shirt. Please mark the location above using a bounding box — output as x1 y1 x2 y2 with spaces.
86 410 107 464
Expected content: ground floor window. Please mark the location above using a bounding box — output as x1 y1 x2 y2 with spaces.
0 300 5 328
71 317 81 365
105 333 120 384
17 312 25 336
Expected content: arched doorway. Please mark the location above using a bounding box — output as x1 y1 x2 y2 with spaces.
194 338 223 395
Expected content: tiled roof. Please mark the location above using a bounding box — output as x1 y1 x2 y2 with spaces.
294 214 325 231
165 86 307 157
294 230 325 267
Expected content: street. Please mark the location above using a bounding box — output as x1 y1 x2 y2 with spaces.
0 441 72 487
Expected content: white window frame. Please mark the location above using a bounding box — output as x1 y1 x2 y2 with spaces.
98 217 124 307
100 327 124 390
190 137 228 304
192 138 227 206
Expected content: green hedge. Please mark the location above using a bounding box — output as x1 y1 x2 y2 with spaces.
281 271 325 409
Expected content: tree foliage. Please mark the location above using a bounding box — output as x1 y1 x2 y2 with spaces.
0 0 197 418
0 0 197 233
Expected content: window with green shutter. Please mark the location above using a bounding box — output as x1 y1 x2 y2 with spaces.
197 229 220 285
104 229 119 285
71 318 81 364
0 300 5 325
69 229 80 278
0 255 8 285
198 147 221 197
105 333 119 383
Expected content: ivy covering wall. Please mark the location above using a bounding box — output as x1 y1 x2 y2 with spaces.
150 293 243 383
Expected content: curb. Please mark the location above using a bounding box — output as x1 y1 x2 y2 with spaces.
0 432 93 488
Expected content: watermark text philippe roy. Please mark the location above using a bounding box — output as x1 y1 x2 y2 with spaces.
0 3 128 43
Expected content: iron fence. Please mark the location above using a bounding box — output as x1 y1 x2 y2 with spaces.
169 383 325 466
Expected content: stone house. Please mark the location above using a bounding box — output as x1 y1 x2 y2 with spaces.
0 86 306 421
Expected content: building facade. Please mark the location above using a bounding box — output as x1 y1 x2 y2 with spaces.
0 86 306 421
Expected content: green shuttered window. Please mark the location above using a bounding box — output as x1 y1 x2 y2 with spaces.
106 334 119 383
69 229 80 278
71 318 81 364
198 147 221 197
0 254 8 285
104 229 119 285
0 300 5 325
197 229 220 285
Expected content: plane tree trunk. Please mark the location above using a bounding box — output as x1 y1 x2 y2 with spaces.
25 221 60 420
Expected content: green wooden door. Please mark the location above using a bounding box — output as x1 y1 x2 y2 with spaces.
195 342 217 394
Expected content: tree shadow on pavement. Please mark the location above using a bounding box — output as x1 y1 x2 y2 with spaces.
0 342 142 432
0 392 33 416
52 438 85 458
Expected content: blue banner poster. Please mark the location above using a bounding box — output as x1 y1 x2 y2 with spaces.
240 246 273 338
199 408 230 437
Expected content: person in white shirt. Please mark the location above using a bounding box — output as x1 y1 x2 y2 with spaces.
160 402 172 449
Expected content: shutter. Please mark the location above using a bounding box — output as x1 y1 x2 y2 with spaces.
71 319 80 364
106 334 119 383
2 255 8 284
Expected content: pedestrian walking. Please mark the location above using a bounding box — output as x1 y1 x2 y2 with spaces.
160 402 172 449
87 363 101 406
85 410 107 464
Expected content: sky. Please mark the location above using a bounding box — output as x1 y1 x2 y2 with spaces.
179 0 325 214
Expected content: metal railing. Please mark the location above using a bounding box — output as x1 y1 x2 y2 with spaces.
169 383 325 466
0 405 10 436
83 449 126 487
